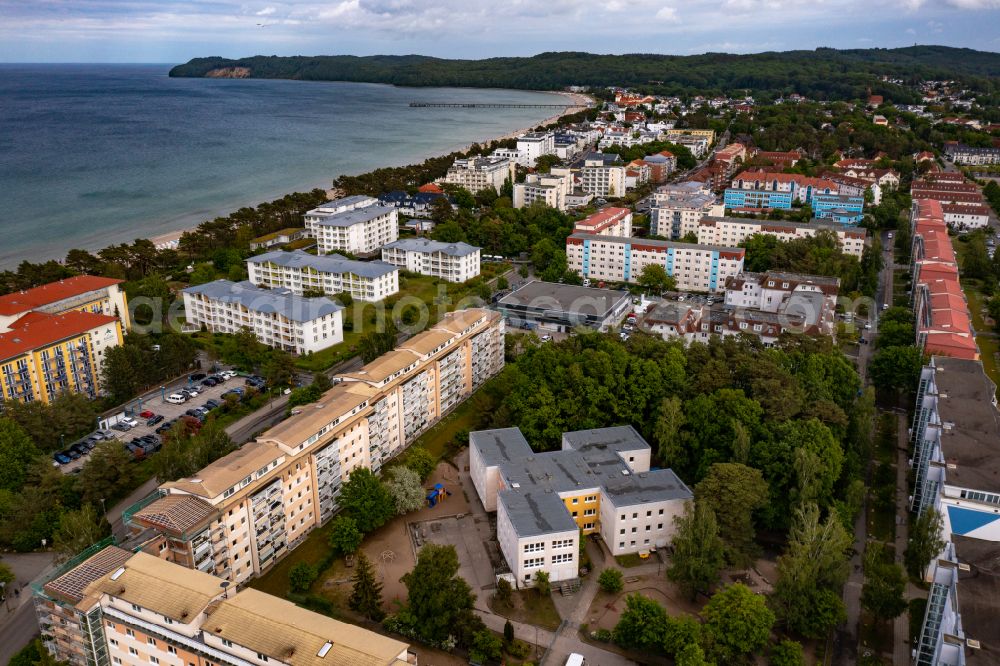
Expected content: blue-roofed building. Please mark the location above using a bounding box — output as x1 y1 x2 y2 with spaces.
812 193 865 224
378 190 452 219
181 280 343 354
381 238 482 283
247 249 400 302
304 196 399 255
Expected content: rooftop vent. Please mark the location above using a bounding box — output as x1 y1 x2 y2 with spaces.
511 483 520 489
622 470 630 476
317 642 333 658
967 639 982 650
958 563 971 572
110 567 126 581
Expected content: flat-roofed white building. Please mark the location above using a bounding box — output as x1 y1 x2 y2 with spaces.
247 249 400 301
439 156 515 194
471 426 691 586
381 238 481 283
580 156 627 197
181 280 344 354
517 131 556 165
696 216 866 257
304 195 399 255
514 168 573 211
650 189 724 239
566 233 745 293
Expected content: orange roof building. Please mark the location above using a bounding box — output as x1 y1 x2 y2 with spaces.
0 275 129 332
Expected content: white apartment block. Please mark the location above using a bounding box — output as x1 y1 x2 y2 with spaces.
516 131 556 166
471 426 691 587
119 309 504 585
724 271 840 316
438 156 515 194
696 216 866 258
573 207 633 237
567 233 746 293
664 134 709 157
381 238 482 283
33 548 414 666
580 158 627 197
650 190 724 238
304 195 399 255
247 249 400 301
181 280 344 355
514 168 573 211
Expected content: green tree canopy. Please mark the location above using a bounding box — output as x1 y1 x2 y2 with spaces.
703 583 775 661
339 468 395 533
400 544 476 645
695 463 769 567
668 501 725 600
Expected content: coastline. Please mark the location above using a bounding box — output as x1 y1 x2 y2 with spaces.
145 90 592 250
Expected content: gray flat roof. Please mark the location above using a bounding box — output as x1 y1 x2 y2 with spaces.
602 469 693 508
310 195 373 211
930 357 1000 493
383 239 480 257
248 250 399 278
569 232 743 255
182 280 342 322
470 428 533 467
952 535 1000 659
308 204 395 227
497 280 630 318
502 449 621 495
562 426 649 456
500 488 579 538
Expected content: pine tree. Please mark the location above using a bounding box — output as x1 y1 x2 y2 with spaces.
349 552 385 621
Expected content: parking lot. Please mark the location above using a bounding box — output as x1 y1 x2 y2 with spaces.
56 370 252 474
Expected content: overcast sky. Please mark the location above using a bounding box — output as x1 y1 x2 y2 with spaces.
2 0 999 63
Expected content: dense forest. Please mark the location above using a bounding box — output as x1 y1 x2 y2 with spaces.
169 46 1000 100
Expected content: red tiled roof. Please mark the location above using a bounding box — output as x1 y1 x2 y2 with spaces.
0 310 117 361
418 183 444 194
924 332 979 360
0 276 122 316
732 170 839 191
574 207 631 234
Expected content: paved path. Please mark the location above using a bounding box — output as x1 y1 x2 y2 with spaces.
893 414 915 666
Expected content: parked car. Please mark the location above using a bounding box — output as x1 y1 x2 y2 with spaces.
540 335 552 342
111 422 132 432
139 410 155 419
53 452 71 465
65 448 81 460
147 415 165 427
204 399 221 409
166 393 187 404
189 373 207 382
120 416 138 427
95 429 116 440
70 443 89 457
181 388 200 398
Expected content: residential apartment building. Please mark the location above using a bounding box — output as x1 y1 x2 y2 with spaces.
119 309 504 583
696 217 867 258
32 546 414 666
942 204 990 230
438 156 514 194
812 193 865 224
723 188 794 211
381 239 481 283
513 168 573 211
304 196 399 255
181 280 344 355
579 155 627 197
944 142 1000 165
649 190 724 239
639 151 677 183
908 356 1000 666
0 275 130 332
247 250 400 301
574 207 633 237
0 310 122 403
642 301 824 346
729 171 840 204
566 233 745 293
664 134 709 158
517 132 556 165
470 426 691 587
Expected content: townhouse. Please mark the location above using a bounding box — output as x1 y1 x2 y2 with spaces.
181 280 344 355
724 271 839 322
573 207 633 237
304 196 399 256
513 168 573 211
381 238 481 283
246 249 400 301
696 216 867 258
0 275 130 332
438 156 514 194
470 426 691 587
566 233 745 293
649 189 724 239
119 309 504 583
32 547 414 666
642 302 822 347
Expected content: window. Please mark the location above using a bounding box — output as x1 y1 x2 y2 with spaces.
524 542 544 553
222 639 233 648
584 522 595 529
147 638 156 646
631 527 637 533
523 557 545 569
571 498 578 504
131 604 142 613
632 512 638 519
126 629 135 638
619 542 625 549
150 657 160 665
110 639 119 647
552 553 573 564
113 658 122 665
619 528 625 535
257 654 269 662
584 508 596 516
168 647 177 655
129 648 139 657
657 523 663 529
658 509 664 515
646 510 652 517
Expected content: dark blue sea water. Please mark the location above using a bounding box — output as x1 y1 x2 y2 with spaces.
0 63 565 268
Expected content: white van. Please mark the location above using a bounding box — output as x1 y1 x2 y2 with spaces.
566 654 586 666
166 393 187 405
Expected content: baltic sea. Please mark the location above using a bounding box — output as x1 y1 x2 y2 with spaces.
0 63 566 268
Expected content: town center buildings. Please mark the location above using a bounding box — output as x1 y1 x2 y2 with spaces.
117 309 505 585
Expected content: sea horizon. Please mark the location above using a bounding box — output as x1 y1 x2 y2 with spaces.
0 63 566 269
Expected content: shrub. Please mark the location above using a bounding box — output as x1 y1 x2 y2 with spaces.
598 568 624 594
288 562 318 593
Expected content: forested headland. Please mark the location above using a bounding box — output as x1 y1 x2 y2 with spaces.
169 46 1000 100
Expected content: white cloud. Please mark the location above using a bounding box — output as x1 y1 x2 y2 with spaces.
255 6 276 16
655 6 679 21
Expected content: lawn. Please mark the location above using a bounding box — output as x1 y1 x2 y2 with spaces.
410 392 491 460
614 553 645 568
489 589 562 631
250 519 339 598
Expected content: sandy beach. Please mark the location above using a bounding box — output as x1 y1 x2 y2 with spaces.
144 90 593 247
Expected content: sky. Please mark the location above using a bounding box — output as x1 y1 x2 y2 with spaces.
1 0 999 63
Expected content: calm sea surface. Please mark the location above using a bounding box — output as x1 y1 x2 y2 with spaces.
0 63 565 268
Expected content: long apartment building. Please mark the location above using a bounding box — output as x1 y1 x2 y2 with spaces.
381 239 481 283
908 356 1000 666
304 196 399 255
181 280 344 355
247 249 400 301
649 188 724 239
567 233 744 293
121 309 505 584
0 275 130 332
910 199 978 360
910 178 991 230
573 207 633 237
513 168 573 211
32 545 414 666
728 170 841 204
438 156 514 194
470 426 691 587
696 216 867 258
